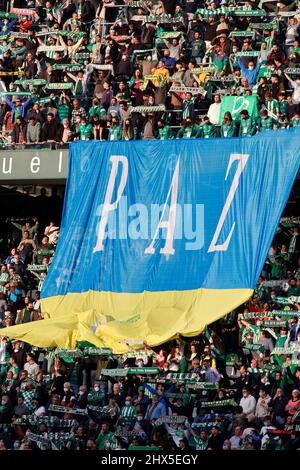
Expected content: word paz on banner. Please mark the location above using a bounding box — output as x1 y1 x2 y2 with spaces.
93 153 249 255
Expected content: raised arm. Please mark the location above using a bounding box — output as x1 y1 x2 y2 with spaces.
23 97 32 109
66 72 77 82
58 34 68 49
237 58 246 73
3 96 14 109
71 36 84 54
284 73 293 83
10 220 23 231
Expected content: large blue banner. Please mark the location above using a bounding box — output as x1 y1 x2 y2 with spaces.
43 129 300 296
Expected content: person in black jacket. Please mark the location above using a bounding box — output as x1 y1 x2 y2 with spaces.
286 94 300 121
80 0 96 24
207 425 224 451
234 365 254 400
11 369 29 392
41 112 63 145
60 0 77 26
11 117 27 146
25 28 39 56
49 369 65 397
26 103 46 125
76 385 89 409
285 366 300 393
269 388 289 427
7 340 29 370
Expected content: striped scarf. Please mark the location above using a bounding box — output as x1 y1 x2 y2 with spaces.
267 99 278 115
247 369 271 386
121 405 136 418
166 372 200 382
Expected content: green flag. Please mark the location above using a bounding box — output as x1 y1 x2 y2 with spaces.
219 95 258 124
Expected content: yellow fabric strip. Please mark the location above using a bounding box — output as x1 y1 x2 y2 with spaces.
2 289 252 353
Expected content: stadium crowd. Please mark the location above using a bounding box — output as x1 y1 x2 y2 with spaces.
0 0 299 146
0 214 299 450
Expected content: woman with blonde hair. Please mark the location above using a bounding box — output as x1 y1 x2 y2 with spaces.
221 111 237 138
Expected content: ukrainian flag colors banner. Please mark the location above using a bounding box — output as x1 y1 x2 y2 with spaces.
3 129 300 352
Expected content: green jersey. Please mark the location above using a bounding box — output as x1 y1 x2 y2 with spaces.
78 123 93 140
290 118 300 127
87 390 104 406
202 81 213 101
201 122 216 138
209 52 227 73
278 100 287 116
177 125 201 138
88 105 106 120
193 436 208 450
96 431 113 450
257 66 272 81
158 125 173 139
259 116 276 132
221 122 236 138
266 99 279 115
108 125 122 141
120 405 137 418
14 106 21 124
239 117 256 136
182 98 195 120
58 104 70 123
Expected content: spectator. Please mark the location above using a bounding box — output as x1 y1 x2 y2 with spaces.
240 387 257 421
26 116 41 145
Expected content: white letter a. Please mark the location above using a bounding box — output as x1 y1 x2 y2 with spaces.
145 158 180 255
